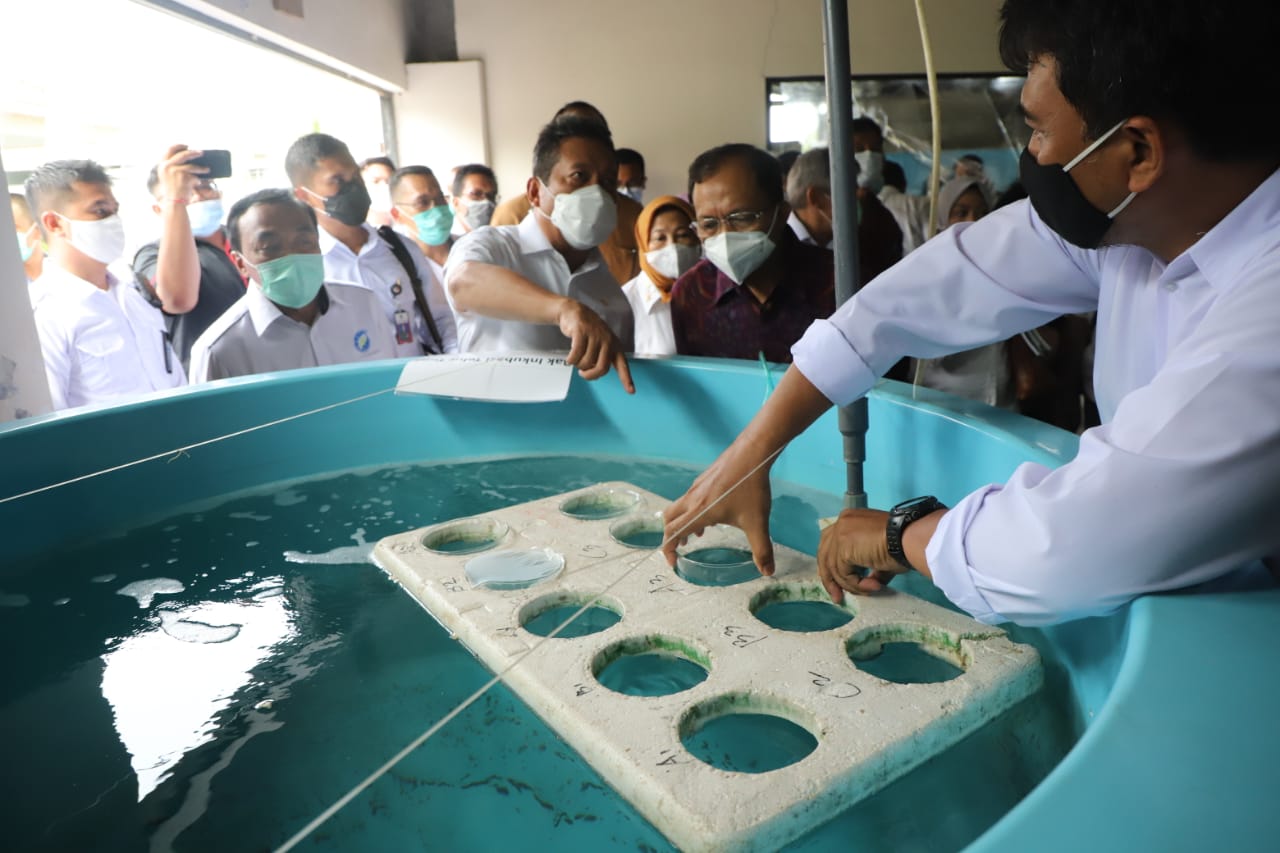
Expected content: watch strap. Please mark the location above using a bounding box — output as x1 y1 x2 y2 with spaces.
885 496 946 571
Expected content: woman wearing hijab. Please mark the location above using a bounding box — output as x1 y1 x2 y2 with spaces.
913 176 1014 408
622 195 700 356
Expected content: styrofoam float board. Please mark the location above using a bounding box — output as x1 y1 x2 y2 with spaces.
373 482 1043 852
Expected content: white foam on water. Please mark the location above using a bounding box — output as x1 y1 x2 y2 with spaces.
319 504 331 513
91 574 117 584
229 511 272 522
282 527 374 566
116 578 186 609
245 541 260 548
159 610 242 644
53 597 70 606
0 592 31 607
272 489 307 507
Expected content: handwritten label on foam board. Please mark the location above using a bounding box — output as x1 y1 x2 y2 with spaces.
395 353 573 403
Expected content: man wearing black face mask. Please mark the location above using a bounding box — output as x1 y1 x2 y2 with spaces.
663 0 1280 628
285 133 458 358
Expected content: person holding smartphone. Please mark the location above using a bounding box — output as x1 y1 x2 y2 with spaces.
131 144 246 370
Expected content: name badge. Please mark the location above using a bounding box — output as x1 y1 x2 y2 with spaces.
393 308 413 344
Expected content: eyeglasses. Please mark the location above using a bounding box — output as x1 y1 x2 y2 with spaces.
396 196 448 213
690 208 773 238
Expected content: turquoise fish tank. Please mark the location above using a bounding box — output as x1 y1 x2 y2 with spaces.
1 357 1276 852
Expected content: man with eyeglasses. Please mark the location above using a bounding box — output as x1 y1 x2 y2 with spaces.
286 133 458 357
132 144 247 370
388 166 456 286
670 143 834 363
450 164 499 237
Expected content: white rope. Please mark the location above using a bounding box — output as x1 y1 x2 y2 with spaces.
0 361 490 506
273 443 786 853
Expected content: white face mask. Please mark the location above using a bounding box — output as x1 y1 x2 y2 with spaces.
58 212 126 264
855 150 885 192
619 186 644 204
186 198 225 238
645 243 700 280
367 182 392 214
702 206 779 285
542 183 617 250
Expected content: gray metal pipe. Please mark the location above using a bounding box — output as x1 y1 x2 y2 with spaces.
821 0 869 509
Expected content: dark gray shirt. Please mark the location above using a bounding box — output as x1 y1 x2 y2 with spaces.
132 235 245 369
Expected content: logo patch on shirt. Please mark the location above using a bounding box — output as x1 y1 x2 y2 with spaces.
354 330 371 352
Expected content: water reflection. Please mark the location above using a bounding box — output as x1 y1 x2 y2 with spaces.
100 580 297 800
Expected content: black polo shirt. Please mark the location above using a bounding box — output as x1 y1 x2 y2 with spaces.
132 235 245 369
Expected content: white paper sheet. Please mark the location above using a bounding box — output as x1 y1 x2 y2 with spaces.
394 353 574 403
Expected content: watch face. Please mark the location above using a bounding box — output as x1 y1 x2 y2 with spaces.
894 495 939 513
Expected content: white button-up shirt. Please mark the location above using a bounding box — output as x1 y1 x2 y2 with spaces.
30 263 185 410
621 271 676 356
879 185 930 254
319 223 458 357
787 211 825 248
444 214 634 353
792 170 1280 626
187 280 399 383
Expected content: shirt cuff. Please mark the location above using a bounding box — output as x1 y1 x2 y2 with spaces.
790 318 878 406
925 484 1003 625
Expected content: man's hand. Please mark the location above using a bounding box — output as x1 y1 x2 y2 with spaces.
662 441 776 576
817 509 907 602
156 144 207 205
557 298 634 393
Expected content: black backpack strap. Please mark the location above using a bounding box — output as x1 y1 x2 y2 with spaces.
377 225 444 354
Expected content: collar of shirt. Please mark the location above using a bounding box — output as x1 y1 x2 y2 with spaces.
787 211 820 247
1179 166 1280 293
318 222 378 259
634 272 667 314
516 210 604 274
32 262 121 305
245 282 331 336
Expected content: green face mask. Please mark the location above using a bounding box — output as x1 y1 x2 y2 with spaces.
248 253 325 309
17 231 34 263
412 206 454 246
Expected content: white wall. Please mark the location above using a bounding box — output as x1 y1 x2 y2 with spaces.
173 0 409 90
455 0 1007 199
394 61 490 175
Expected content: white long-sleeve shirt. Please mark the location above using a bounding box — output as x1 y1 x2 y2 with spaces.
792 169 1280 626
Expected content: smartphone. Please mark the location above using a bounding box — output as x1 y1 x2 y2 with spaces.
189 149 232 179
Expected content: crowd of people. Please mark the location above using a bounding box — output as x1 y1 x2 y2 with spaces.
13 98 1091 430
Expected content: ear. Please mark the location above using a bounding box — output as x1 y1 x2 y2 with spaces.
40 210 66 241
527 176 544 210
1123 116 1164 194
152 203 163 217
231 250 253 282
388 205 409 227
293 186 318 210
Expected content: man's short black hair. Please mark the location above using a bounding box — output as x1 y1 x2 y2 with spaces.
532 116 615 185
687 143 784 206
851 117 883 138
616 148 645 174
360 156 396 172
451 163 497 198
554 100 608 130
285 133 352 187
389 165 436 196
24 159 112 227
882 159 907 192
776 149 801 179
225 188 317 253
999 0 1279 162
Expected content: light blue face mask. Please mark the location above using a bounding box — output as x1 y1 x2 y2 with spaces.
17 230 35 263
246 253 325 309
186 198 225 238
411 206 454 246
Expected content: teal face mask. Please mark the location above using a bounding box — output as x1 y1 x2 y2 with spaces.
412 206 454 246
17 231 34 263
247 253 325 309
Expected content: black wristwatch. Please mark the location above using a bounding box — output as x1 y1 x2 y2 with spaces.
886 496 946 571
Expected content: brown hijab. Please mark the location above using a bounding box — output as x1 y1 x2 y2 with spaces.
634 195 697 300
